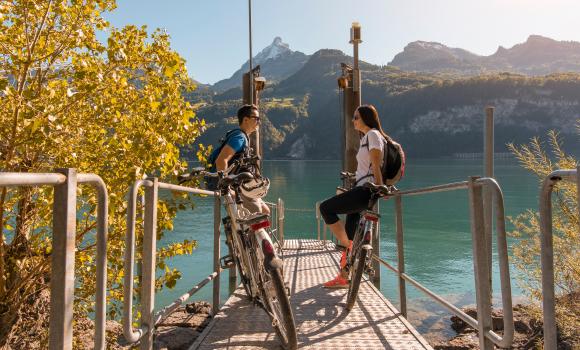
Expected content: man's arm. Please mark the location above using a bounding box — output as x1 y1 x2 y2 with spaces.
215 144 236 171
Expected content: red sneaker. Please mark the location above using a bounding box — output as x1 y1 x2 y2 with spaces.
323 274 349 289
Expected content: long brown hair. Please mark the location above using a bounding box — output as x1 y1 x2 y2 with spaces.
357 104 389 139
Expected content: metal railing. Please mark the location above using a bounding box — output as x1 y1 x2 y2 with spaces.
316 177 515 350
0 170 108 350
539 167 579 350
264 198 285 248
122 179 220 349
122 178 287 349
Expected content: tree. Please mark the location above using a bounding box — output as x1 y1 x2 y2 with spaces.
508 124 579 345
0 0 203 346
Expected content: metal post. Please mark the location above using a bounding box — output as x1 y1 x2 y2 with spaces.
49 168 77 350
213 196 221 315
343 23 363 173
316 202 321 241
395 195 407 317
141 178 158 350
539 176 557 350
277 198 284 248
247 0 253 104
468 177 493 350
371 201 380 288
577 165 580 221
77 174 109 350
483 107 494 295
539 168 579 350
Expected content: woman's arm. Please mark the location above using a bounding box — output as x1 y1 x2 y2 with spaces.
369 148 383 185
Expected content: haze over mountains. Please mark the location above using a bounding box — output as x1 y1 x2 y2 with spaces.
209 35 580 91
189 35 580 160
390 35 580 75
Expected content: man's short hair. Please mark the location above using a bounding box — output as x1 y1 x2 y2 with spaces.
237 104 258 125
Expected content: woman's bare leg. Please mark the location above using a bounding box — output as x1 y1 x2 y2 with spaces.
328 220 350 249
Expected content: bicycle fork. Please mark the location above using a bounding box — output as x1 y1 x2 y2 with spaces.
360 211 379 277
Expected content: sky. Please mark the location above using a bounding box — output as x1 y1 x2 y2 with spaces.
104 0 580 84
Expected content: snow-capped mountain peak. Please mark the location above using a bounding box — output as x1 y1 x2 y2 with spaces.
254 36 292 64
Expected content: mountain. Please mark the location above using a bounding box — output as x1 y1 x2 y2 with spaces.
212 37 310 92
190 38 580 160
389 41 482 73
389 35 580 75
487 35 580 74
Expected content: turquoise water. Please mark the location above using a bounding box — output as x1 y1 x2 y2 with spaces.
155 159 538 337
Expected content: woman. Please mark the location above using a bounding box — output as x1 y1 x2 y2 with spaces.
320 104 387 288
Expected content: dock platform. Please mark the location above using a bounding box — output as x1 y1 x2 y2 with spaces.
191 239 433 349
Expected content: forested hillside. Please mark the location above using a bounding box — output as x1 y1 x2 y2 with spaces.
192 49 580 159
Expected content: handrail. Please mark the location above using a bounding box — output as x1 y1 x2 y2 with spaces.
122 179 222 349
0 170 108 350
0 172 67 186
77 174 109 350
539 167 579 350
122 180 288 349
366 177 514 349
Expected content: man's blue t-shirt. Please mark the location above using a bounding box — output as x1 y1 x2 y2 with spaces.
225 129 247 153
208 129 248 171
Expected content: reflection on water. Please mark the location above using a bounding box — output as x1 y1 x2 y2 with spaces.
156 159 538 339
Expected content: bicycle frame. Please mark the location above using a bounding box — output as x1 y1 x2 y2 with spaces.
220 188 279 300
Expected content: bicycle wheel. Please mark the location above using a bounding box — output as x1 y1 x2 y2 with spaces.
261 267 297 350
226 230 254 300
346 247 368 311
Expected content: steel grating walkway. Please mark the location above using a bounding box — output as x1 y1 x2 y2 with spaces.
191 239 433 349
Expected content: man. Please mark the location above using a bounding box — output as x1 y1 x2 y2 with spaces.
209 104 269 214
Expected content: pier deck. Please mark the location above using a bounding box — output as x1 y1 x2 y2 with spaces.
191 239 433 349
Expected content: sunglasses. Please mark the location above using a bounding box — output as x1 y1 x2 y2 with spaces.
249 116 261 121
352 115 360 121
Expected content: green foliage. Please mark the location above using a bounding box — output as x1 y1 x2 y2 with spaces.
0 0 204 345
508 127 579 342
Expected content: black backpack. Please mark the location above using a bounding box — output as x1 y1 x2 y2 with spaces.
358 134 406 186
205 129 251 190
207 129 250 170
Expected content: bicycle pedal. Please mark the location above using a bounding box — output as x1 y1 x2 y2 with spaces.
220 255 235 269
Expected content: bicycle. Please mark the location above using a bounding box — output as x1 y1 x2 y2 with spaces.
336 174 393 311
178 165 298 350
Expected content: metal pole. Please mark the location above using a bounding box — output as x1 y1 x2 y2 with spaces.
213 196 221 315
395 195 407 317
371 202 380 288
538 168 579 350
49 168 77 350
141 178 158 350
78 174 109 350
468 177 493 350
539 176 557 350
277 198 284 248
316 202 321 241
483 107 494 297
248 0 253 104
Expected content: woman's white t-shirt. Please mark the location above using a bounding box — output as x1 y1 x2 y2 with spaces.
355 129 384 185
